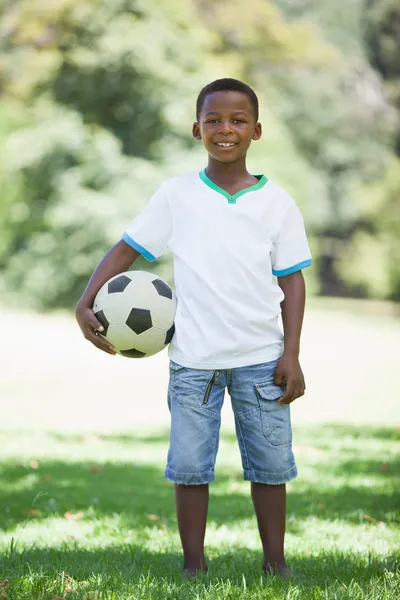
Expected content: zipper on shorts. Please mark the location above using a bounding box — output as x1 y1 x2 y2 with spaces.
203 371 219 405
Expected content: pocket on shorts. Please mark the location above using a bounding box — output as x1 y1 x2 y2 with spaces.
254 382 292 446
170 361 216 412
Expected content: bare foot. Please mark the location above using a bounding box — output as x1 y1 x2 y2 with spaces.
263 562 293 578
181 557 208 579
181 566 208 579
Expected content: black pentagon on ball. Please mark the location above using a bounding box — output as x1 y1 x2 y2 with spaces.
126 307 152 334
152 278 173 299
94 310 109 336
120 347 146 358
108 274 131 294
165 324 175 345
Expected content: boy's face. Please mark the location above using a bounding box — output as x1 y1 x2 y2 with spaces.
193 91 262 164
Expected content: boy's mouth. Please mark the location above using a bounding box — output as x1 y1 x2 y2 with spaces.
214 142 237 148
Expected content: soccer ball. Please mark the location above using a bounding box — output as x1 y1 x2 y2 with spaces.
92 271 177 358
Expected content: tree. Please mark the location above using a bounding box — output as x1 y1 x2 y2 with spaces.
0 0 213 308
363 0 400 152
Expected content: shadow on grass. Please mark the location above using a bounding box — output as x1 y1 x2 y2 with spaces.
0 424 399 538
0 455 399 533
1 426 400 596
0 462 175 532
0 544 399 592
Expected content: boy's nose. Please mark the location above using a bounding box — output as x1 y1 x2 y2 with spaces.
219 121 233 134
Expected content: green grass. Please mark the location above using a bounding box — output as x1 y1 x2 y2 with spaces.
0 424 399 599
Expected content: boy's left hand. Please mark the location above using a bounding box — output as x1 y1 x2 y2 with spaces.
274 353 306 404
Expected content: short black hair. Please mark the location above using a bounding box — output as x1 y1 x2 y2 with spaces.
196 78 259 122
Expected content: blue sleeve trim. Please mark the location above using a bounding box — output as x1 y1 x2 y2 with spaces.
272 259 312 277
122 232 156 262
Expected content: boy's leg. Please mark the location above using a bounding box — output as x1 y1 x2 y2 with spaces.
165 362 226 575
175 483 209 574
251 482 291 575
228 360 297 576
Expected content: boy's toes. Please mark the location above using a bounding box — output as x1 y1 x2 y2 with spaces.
263 563 293 579
181 567 208 579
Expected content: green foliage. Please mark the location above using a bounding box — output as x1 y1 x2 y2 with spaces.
0 0 399 307
0 0 210 158
336 159 400 300
276 0 366 52
275 0 400 299
0 0 212 308
0 102 175 309
364 0 400 83
363 0 400 155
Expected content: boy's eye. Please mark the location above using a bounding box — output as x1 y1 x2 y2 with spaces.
204 118 246 124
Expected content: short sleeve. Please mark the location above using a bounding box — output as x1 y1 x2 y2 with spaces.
122 186 173 262
271 203 312 276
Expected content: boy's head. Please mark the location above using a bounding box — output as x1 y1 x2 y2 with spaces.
196 78 259 122
193 78 262 163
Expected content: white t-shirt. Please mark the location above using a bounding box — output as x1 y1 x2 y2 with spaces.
122 170 312 369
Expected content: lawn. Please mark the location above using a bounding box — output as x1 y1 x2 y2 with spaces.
0 425 399 599
0 304 399 599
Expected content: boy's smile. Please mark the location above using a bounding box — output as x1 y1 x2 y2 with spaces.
193 91 262 164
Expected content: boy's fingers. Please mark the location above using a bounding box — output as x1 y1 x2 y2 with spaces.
81 307 104 333
87 329 115 354
278 380 295 404
278 392 291 405
89 316 104 333
279 383 304 404
92 340 115 355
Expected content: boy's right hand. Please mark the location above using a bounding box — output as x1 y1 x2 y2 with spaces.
75 304 116 355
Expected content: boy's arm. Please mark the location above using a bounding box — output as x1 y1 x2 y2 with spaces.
274 270 306 404
75 240 140 354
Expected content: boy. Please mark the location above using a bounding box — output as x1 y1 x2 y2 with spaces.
76 78 312 578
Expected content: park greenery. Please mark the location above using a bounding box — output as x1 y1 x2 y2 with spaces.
0 424 399 599
0 0 399 309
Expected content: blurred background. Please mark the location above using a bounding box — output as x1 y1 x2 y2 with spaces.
0 0 399 431
1 0 400 309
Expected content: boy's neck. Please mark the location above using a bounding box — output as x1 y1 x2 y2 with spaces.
206 157 252 185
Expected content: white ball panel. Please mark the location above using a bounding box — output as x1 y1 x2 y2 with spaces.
122 273 173 309
92 280 110 313
149 296 177 329
134 326 169 355
104 324 168 355
98 289 136 325
104 323 139 350
120 283 155 312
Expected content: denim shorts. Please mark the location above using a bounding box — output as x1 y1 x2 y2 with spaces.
164 358 297 485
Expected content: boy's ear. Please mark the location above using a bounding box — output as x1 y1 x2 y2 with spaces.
252 122 262 141
192 122 202 140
